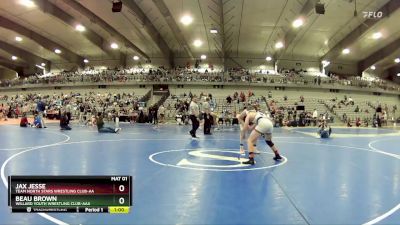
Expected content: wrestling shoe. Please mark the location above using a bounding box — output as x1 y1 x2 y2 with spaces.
115 128 122 133
273 154 282 161
242 158 255 165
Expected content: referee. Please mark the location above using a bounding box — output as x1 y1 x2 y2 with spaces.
189 96 200 138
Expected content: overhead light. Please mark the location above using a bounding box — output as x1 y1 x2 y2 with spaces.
41 63 46 67
370 65 376 70
372 32 382 39
397 73 400 77
395 58 400 63
200 55 206 60
19 0 35 8
342 48 350 54
275 41 284 49
180 15 193 26
210 29 218 34
110 43 119 49
83 59 89 63
35 64 44 69
292 18 304 28
15 36 23 42
324 40 328 45
75 24 86 32
322 60 330 67
11 56 18 61
265 56 272 61
133 56 139 61
54 49 61 54
193 39 203 47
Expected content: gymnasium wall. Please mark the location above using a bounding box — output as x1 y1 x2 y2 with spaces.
0 67 17 80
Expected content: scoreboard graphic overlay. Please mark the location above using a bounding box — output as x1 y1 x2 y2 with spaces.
8 176 132 214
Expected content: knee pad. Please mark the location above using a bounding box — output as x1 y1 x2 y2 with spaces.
266 140 274 147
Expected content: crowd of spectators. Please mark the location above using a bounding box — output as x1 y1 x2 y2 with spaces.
1 66 399 92
0 91 143 126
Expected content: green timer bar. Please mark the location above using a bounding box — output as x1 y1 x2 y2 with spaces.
8 176 132 213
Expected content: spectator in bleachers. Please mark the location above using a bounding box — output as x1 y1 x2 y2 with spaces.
342 113 347 122
355 117 361 127
268 91 272 99
226 95 232 104
346 118 352 127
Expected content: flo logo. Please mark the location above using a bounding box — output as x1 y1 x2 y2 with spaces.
362 11 383 19
149 149 286 172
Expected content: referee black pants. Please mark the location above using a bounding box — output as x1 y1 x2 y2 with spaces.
190 115 199 135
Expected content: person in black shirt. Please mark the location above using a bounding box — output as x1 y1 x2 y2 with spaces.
60 111 71 130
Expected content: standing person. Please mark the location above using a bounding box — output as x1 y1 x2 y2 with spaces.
65 101 72 122
312 109 318 126
79 103 85 125
202 97 212 135
115 103 120 128
237 105 260 155
36 99 47 128
150 105 158 127
189 96 200 138
242 111 282 165
158 104 165 124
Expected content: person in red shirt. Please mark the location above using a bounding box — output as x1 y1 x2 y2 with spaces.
20 113 29 127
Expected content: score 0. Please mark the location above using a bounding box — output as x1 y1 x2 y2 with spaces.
111 176 130 206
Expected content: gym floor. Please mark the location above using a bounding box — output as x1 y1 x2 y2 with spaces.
0 123 399 225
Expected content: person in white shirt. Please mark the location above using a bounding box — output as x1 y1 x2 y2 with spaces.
237 105 260 155
312 109 318 126
241 111 282 165
201 98 212 134
189 96 200 138
158 105 165 124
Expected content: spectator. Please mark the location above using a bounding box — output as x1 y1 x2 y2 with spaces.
33 114 42 128
20 113 29 127
318 120 331 138
312 109 318 126
226 95 232 104
268 91 272 98
342 113 347 122
36 99 47 128
355 117 361 127
158 104 165 124
60 111 72 130
96 112 121 133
